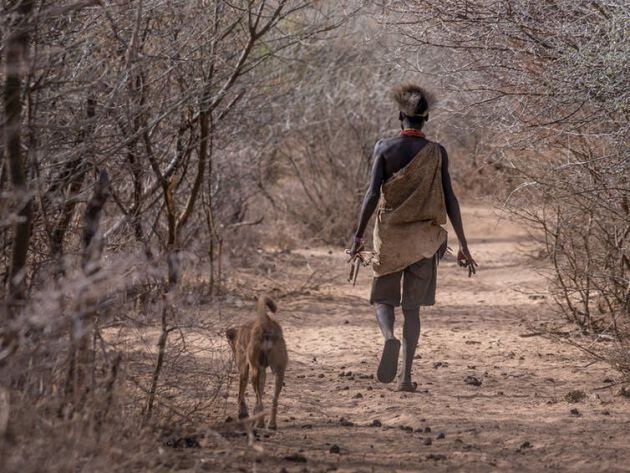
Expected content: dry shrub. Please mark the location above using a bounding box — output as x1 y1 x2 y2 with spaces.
258 17 403 245
0 251 233 472
386 0 629 372
0 249 237 472
506 144 628 337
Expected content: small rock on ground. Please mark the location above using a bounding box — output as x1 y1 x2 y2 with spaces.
284 453 307 463
565 390 586 403
464 375 482 386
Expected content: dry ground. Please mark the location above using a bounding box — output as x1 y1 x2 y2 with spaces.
175 205 629 472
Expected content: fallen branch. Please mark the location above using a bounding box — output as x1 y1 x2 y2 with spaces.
228 216 264 228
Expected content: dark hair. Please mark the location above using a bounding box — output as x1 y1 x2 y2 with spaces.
392 83 433 118
400 111 427 126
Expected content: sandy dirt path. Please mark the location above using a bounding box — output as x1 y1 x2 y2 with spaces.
195 205 629 473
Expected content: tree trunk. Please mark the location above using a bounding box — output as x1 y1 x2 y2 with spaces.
4 0 35 315
50 95 96 270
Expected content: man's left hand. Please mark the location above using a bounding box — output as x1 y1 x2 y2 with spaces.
457 246 478 277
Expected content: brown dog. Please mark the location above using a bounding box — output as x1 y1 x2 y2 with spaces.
226 296 288 429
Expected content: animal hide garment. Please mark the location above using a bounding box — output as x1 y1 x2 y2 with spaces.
372 142 447 276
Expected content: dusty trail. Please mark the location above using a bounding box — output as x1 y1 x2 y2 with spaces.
198 206 629 473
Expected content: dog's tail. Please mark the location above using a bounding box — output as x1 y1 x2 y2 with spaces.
257 295 277 322
225 327 237 351
226 327 237 342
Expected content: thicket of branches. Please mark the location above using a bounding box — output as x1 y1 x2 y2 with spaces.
387 0 629 372
262 16 395 245
0 1 357 471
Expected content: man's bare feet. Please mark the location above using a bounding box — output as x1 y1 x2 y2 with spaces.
377 338 400 383
396 381 418 392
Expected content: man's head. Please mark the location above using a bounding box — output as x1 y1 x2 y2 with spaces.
392 83 432 129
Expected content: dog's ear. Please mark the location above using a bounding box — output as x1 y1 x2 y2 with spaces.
226 327 237 341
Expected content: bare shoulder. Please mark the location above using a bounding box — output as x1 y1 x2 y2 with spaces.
435 142 447 155
374 136 398 155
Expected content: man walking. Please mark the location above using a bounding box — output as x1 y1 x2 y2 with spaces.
350 84 477 391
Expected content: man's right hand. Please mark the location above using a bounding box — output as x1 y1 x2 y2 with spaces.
349 238 364 257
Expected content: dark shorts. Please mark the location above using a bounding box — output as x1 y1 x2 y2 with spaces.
370 255 438 309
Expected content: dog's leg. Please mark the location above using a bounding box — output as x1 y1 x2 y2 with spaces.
237 363 249 419
268 367 285 430
251 367 266 428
